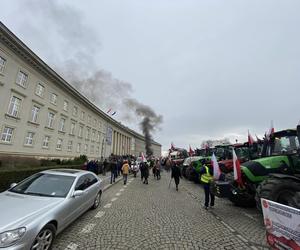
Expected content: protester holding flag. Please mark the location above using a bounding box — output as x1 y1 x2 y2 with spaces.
199 155 220 210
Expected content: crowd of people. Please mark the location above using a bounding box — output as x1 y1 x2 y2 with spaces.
83 154 215 210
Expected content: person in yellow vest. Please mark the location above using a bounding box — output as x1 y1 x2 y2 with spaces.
199 163 215 210
121 160 130 185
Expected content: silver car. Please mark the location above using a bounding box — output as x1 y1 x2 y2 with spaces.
0 169 103 250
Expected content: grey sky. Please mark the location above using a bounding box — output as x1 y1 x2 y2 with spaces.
1 0 300 151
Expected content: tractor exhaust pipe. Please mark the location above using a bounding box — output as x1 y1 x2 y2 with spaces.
297 125 300 149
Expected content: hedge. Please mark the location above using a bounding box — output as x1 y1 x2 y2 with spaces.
0 165 82 192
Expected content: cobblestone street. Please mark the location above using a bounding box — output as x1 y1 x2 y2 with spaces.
53 172 269 250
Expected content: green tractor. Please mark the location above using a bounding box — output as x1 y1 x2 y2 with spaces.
215 126 300 210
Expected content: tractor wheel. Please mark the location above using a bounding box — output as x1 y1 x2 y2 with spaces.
256 177 300 211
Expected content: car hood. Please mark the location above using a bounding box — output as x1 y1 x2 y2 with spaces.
0 191 63 232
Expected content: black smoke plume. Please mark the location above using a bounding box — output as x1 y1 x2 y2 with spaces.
124 98 163 156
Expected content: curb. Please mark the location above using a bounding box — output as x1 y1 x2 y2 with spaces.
103 177 123 192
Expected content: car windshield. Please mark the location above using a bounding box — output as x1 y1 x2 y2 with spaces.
235 147 248 158
272 135 299 155
9 173 75 198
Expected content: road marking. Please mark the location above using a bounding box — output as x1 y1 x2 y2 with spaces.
111 197 118 202
242 212 257 221
220 221 235 232
95 211 105 218
80 223 96 234
65 243 78 250
104 203 112 208
237 234 248 243
116 192 121 196
120 188 125 192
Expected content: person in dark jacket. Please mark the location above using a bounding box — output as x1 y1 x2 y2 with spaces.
171 162 182 191
103 159 108 176
140 162 149 184
110 159 118 184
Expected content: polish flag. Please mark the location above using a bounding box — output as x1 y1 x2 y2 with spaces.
141 152 146 162
189 145 194 156
107 108 112 114
211 153 221 180
248 130 255 145
233 149 243 186
266 120 275 139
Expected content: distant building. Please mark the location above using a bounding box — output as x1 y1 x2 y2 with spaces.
0 22 161 160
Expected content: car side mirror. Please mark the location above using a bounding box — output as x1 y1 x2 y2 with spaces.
73 190 84 197
10 183 17 189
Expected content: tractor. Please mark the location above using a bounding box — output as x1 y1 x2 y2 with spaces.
215 126 300 210
218 142 263 174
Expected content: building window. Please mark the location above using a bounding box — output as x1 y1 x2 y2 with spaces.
78 125 83 137
81 111 85 120
73 106 78 116
86 128 90 140
35 83 45 97
99 121 102 130
47 112 55 128
84 144 88 153
59 117 66 132
91 130 96 141
97 132 101 142
56 138 63 150
50 93 57 105
8 96 21 117
67 141 73 151
87 115 91 124
96 146 99 154
24 132 34 146
42 136 50 148
90 145 94 154
70 122 76 135
1 127 14 143
16 71 28 88
0 56 6 74
76 143 81 153
30 106 40 123
94 119 97 127
63 100 68 111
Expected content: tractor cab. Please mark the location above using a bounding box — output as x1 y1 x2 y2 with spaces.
268 129 300 156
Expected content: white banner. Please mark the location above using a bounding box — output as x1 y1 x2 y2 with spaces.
261 198 300 250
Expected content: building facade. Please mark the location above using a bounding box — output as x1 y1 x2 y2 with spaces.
0 22 161 160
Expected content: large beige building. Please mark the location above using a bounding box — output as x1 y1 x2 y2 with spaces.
0 22 161 160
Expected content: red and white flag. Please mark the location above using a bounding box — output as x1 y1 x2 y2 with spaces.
211 153 221 180
189 145 194 156
266 120 275 139
248 130 255 145
171 142 175 151
233 149 243 186
141 152 146 162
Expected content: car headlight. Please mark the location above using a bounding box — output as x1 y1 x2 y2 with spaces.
0 227 26 247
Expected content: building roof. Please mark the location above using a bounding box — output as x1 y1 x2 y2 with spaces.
0 22 161 146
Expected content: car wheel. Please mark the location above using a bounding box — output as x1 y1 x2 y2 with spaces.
92 191 102 209
31 224 56 250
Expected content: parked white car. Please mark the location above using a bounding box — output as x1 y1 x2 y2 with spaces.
0 169 103 250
